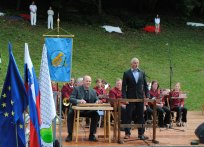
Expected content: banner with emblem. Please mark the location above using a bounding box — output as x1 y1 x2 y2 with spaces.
45 38 73 82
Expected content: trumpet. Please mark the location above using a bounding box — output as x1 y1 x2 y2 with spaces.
63 98 70 107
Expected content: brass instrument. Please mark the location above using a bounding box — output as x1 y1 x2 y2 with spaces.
63 98 70 107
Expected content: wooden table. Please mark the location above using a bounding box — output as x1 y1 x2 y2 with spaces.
72 103 113 143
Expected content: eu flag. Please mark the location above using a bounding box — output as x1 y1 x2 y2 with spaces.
0 43 28 147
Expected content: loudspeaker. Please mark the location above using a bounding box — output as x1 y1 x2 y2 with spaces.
195 123 204 143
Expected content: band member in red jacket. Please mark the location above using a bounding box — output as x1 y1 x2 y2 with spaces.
109 78 126 125
169 82 187 126
94 78 107 103
149 80 171 128
61 78 75 112
93 78 108 127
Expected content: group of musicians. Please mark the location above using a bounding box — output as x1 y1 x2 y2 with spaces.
52 57 188 142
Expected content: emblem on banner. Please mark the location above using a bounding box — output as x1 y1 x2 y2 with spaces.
51 51 67 67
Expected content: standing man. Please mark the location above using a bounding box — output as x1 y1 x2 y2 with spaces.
29 1 37 26
155 14 160 34
66 75 102 142
122 57 149 140
47 6 54 29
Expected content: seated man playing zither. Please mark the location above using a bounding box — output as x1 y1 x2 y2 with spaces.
65 75 102 142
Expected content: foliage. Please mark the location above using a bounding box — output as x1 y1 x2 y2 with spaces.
176 0 201 16
1 0 204 17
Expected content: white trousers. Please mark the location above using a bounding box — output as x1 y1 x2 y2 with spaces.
30 12 36 25
48 15 53 29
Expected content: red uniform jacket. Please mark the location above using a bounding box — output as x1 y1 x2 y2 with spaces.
109 87 124 106
149 89 164 107
169 90 185 109
93 86 107 103
61 83 74 100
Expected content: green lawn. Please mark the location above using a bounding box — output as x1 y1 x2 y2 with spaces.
0 16 204 110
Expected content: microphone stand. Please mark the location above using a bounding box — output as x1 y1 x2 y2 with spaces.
168 45 173 92
168 46 183 131
168 45 174 129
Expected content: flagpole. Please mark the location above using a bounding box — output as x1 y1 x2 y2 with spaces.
59 92 62 147
42 14 74 147
57 13 60 34
15 124 19 147
43 12 74 38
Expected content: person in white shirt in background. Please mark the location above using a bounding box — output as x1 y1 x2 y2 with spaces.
155 14 160 34
29 1 37 26
47 6 54 29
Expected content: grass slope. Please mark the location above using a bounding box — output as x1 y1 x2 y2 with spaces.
0 17 204 110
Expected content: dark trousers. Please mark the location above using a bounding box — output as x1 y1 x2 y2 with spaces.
162 106 171 125
147 105 171 127
120 107 126 124
144 105 153 121
156 106 171 126
124 102 145 136
172 106 187 122
67 110 100 135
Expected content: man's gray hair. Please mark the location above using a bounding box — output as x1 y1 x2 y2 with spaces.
131 57 139 64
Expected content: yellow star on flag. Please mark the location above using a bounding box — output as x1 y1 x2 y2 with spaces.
19 124 23 129
1 102 6 107
2 93 6 98
4 112 9 117
11 100 14 105
11 111 15 116
8 86 11 91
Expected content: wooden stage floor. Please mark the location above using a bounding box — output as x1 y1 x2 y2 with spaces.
56 111 204 146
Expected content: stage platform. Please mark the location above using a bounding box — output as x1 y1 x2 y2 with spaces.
56 111 204 146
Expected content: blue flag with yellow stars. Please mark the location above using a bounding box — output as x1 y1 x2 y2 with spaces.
0 43 28 147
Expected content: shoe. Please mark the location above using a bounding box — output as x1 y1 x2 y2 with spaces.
120 128 125 131
124 134 130 139
163 124 169 128
85 123 90 128
146 120 152 124
176 121 181 127
181 122 186 127
65 135 72 142
159 124 164 128
89 135 98 142
138 135 149 140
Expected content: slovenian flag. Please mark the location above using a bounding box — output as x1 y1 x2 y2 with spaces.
24 43 41 147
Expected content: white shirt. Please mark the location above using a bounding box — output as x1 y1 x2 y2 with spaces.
30 4 37 13
132 68 139 83
155 18 160 24
47 10 54 16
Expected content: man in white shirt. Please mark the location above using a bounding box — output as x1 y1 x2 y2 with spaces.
29 1 37 26
155 14 160 34
47 6 54 29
